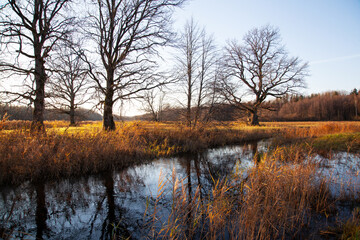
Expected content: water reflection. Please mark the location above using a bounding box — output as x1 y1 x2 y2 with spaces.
1 140 309 239
35 183 48 240
251 141 261 164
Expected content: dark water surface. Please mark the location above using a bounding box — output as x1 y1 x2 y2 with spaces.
0 141 269 239
1 140 359 239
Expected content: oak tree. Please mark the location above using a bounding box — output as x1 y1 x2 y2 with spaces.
222 25 308 125
0 0 73 131
85 0 185 130
47 40 90 125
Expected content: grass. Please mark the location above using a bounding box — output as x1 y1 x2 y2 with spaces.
269 121 360 154
0 120 359 186
146 146 337 239
309 132 360 153
339 208 360 240
0 120 359 238
322 208 360 239
0 121 275 185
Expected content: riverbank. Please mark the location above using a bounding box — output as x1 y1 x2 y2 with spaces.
0 121 359 239
0 121 359 186
0 121 273 185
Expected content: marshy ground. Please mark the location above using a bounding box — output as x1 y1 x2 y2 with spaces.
0 120 359 239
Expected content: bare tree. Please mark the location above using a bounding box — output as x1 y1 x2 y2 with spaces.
175 18 217 128
141 88 166 121
0 0 73 131
175 18 201 127
193 30 217 127
221 25 308 125
47 40 90 125
351 88 358 118
84 0 184 131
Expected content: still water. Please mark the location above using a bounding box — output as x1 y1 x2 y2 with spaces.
0 140 359 239
0 141 267 239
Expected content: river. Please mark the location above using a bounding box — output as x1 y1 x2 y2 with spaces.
0 140 359 239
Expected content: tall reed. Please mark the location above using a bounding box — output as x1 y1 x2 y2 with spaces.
0 121 274 185
147 146 334 239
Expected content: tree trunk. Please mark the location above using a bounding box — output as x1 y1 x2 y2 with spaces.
186 62 192 128
354 94 358 117
187 104 191 128
31 52 46 133
250 109 259 126
103 70 115 131
69 93 76 125
103 93 115 131
186 79 192 128
69 106 75 126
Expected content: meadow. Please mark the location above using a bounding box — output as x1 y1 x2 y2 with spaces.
0 120 360 239
0 120 276 185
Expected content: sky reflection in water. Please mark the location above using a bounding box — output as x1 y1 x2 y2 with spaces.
1 140 359 239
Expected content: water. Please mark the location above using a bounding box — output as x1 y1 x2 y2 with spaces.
314 152 360 198
1 140 359 239
0 141 267 239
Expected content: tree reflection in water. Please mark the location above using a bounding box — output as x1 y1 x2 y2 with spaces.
0 141 268 239
35 183 48 240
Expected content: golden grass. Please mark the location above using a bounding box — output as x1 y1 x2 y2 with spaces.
147 146 336 239
266 121 360 138
268 121 360 154
0 121 275 185
309 132 360 153
0 120 359 185
1 120 359 238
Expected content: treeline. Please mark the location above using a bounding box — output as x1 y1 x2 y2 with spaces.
264 91 360 121
136 90 360 122
3 90 359 123
0 105 102 121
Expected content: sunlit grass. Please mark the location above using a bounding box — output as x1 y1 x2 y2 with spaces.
1 119 359 238
147 146 337 239
0 120 275 185
310 132 360 153
0 120 359 185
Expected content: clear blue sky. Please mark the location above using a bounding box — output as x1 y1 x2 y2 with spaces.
172 0 360 95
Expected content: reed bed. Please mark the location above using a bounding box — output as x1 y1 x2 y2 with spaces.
147 146 336 239
268 121 360 139
1 120 359 185
320 208 360 239
0 121 274 185
269 121 360 154
0 119 76 130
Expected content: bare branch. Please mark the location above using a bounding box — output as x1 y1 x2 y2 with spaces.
221 25 309 125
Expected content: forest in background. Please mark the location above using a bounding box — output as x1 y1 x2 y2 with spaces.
0 105 102 121
137 90 360 122
1 90 359 122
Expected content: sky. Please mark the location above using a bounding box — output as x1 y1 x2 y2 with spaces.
172 0 360 95
2 0 360 116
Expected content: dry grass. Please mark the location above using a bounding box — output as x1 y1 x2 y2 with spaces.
266 121 360 139
1 120 359 238
0 121 274 185
1 120 359 185
268 121 360 154
0 120 75 130
147 146 335 239
322 208 360 239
